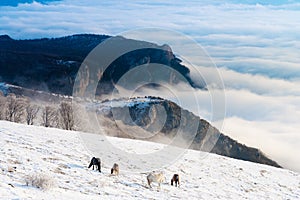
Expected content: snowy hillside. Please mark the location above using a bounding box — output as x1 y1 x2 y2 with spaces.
0 121 299 199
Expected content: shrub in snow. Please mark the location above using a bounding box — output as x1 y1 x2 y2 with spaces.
25 173 55 190
7 166 16 173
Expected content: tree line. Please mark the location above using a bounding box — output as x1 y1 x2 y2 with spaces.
0 93 77 131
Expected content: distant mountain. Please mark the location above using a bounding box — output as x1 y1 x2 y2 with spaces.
0 34 281 168
0 34 199 96
94 97 281 168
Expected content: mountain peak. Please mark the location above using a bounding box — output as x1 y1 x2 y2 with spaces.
0 34 13 41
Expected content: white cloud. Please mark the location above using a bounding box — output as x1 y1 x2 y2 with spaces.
222 117 300 172
113 83 300 171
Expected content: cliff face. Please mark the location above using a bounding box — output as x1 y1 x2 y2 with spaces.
0 34 198 96
98 97 281 168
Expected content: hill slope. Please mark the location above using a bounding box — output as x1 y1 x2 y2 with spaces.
0 85 281 168
0 121 299 199
89 97 281 168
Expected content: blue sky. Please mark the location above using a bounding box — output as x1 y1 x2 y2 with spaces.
224 0 299 5
0 0 61 6
0 0 300 171
1 0 299 6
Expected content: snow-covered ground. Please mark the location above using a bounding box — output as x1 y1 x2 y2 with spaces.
0 121 299 199
84 96 164 115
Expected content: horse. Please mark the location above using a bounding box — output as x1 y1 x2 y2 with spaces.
111 163 119 175
88 157 101 172
146 172 165 189
171 174 180 187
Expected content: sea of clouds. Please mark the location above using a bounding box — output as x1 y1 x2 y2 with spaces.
0 0 299 172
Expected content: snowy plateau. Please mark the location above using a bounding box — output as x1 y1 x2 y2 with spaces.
0 121 299 199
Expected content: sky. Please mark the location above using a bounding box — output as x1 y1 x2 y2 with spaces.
0 0 300 172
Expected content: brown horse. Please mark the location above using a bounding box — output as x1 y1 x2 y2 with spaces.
171 174 180 187
111 163 119 175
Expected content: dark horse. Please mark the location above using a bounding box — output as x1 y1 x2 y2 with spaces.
88 157 101 172
171 174 180 187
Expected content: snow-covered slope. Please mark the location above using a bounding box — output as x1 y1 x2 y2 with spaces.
0 121 299 199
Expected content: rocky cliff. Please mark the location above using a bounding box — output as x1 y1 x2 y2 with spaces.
97 97 281 168
0 34 198 96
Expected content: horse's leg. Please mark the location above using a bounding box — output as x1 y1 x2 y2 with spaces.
147 178 151 188
88 161 92 169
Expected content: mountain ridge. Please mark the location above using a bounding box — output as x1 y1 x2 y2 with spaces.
0 34 199 96
93 96 281 168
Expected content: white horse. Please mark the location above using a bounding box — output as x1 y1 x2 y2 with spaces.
146 172 165 189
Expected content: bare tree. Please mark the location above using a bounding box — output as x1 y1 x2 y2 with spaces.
6 94 17 122
5 94 27 123
14 97 27 123
59 102 74 130
42 106 58 128
0 93 6 120
26 104 40 125
72 102 90 132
